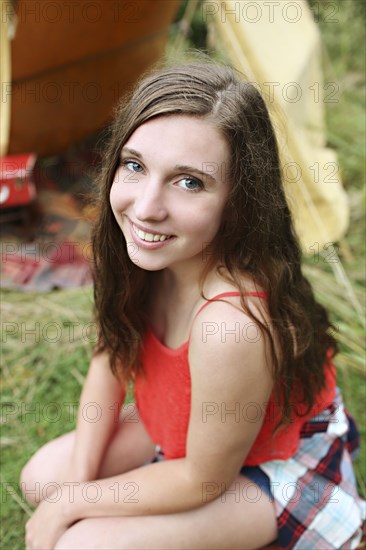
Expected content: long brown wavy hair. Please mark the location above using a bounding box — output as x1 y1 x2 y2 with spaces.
92 59 338 424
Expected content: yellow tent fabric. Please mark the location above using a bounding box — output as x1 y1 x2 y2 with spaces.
205 0 349 251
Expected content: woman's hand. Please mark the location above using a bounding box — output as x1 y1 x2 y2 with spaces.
25 494 75 550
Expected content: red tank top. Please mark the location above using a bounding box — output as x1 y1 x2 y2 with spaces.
134 292 336 464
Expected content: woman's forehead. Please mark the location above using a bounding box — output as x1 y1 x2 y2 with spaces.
124 115 230 162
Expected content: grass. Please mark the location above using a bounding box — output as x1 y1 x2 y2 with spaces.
303 0 366 491
1 1 365 547
1 288 93 549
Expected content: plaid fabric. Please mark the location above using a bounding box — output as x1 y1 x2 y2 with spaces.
260 388 366 549
151 389 365 549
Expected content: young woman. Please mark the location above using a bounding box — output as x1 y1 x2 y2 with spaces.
21 61 365 549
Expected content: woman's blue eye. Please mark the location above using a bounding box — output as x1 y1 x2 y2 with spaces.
122 160 143 172
178 177 203 192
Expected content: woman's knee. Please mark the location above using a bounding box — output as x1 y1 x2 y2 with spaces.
20 432 75 506
20 450 44 506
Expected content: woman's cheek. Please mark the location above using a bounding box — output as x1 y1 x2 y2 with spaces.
109 181 125 213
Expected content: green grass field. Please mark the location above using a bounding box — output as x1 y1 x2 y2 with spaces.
1 1 365 548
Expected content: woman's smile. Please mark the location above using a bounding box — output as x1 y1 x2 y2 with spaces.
130 219 175 242
128 218 177 250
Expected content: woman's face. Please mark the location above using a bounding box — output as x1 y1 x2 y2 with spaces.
110 115 231 275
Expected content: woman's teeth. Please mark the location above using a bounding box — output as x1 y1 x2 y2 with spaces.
133 224 171 242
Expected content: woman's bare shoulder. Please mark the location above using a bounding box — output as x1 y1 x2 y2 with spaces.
201 269 269 324
190 269 273 358
188 275 273 393
203 268 266 297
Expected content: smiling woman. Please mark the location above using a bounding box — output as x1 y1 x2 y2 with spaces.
20 60 365 550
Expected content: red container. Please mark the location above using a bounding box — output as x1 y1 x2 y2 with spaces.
0 153 37 208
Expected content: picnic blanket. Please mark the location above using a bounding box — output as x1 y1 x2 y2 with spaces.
0 136 100 291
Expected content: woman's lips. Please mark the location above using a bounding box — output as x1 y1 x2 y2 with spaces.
128 219 176 249
132 222 172 242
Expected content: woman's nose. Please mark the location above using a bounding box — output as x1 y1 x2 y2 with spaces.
134 180 168 222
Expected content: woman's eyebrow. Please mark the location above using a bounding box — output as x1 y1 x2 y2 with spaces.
121 147 142 158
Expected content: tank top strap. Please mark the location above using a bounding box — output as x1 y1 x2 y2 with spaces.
194 291 268 318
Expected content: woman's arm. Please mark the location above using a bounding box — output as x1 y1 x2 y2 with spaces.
65 299 274 518
69 350 126 481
